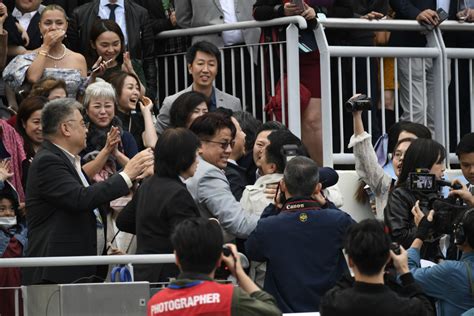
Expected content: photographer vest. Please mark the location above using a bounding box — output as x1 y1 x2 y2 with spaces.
148 280 233 316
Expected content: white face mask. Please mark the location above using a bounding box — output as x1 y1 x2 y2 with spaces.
0 216 17 229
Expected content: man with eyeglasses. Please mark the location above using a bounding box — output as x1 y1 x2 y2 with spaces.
187 112 259 242
23 98 154 285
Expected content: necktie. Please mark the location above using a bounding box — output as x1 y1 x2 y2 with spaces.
107 3 118 21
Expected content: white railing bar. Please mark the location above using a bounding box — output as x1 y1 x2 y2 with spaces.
157 16 308 39
328 46 439 58
0 254 175 268
320 18 474 31
445 48 474 59
332 153 460 165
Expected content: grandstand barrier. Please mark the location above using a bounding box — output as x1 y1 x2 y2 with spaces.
156 18 474 167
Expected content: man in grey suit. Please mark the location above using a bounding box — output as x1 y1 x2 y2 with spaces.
155 41 241 135
174 0 261 112
187 112 259 241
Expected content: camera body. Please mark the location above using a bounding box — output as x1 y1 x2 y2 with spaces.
408 169 468 234
345 94 372 112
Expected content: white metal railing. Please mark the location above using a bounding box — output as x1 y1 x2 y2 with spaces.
154 18 473 167
316 18 474 166
156 16 306 138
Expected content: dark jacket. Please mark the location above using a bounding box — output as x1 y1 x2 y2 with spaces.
320 273 435 316
245 198 355 313
4 9 42 50
67 0 157 100
225 161 248 201
116 175 200 282
23 141 130 284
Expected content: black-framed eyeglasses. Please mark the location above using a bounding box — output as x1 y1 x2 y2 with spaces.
202 139 235 150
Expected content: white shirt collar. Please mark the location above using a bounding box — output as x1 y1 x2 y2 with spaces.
100 0 125 8
12 8 38 19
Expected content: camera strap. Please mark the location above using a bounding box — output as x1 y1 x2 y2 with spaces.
282 199 322 212
463 261 474 298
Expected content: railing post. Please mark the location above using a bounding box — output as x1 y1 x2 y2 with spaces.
314 24 334 167
286 23 301 139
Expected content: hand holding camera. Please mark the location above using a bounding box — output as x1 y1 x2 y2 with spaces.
389 244 409 275
411 200 435 240
345 94 372 113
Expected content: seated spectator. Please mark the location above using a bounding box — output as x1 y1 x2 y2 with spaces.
29 77 67 100
349 102 431 218
3 5 87 99
169 91 208 129
15 95 48 187
88 19 147 96
456 133 474 188
0 183 27 316
384 138 445 259
147 217 282 316
108 71 157 150
320 219 435 316
81 81 138 180
117 128 201 282
155 41 242 135
68 0 157 100
407 202 474 315
187 112 259 241
245 156 354 313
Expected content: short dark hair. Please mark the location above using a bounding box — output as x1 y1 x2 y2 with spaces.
171 218 223 274
266 130 302 173
88 19 125 67
185 41 221 66
464 209 474 248
256 120 286 136
107 71 141 103
345 219 390 276
154 128 201 177
283 156 319 196
397 138 446 186
41 98 83 137
233 111 262 152
392 137 414 156
189 112 236 140
456 133 474 157
169 91 209 128
387 121 432 154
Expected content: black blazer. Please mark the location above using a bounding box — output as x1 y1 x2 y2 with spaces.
4 10 42 50
23 141 130 284
225 162 248 201
116 175 200 282
67 0 157 99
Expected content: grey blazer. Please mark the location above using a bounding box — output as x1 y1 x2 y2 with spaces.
186 157 259 242
155 85 242 134
174 0 260 59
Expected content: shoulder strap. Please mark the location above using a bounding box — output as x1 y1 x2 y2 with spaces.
463 260 474 298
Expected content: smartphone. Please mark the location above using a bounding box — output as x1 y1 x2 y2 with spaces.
436 8 449 24
291 0 305 12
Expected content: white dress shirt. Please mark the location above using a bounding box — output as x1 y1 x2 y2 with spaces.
219 0 245 46
99 0 128 46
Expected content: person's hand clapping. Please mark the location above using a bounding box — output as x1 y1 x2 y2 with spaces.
0 159 13 181
105 126 121 154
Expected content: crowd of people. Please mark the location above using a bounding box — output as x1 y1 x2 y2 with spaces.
0 0 472 315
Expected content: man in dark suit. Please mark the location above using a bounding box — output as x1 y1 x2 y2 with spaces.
67 0 157 100
23 98 154 285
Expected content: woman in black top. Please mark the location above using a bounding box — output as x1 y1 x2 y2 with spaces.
116 127 201 282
